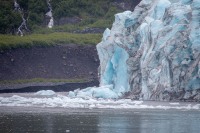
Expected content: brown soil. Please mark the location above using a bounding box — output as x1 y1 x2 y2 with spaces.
0 44 100 92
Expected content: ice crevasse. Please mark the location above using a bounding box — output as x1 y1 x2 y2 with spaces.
69 0 200 101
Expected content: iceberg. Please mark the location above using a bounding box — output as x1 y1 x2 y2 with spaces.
35 90 56 96
1 93 200 109
69 0 200 101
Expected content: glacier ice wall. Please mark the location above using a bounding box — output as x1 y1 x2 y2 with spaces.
68 0 200 101
97 0 200 101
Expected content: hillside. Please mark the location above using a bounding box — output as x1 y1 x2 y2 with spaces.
0 44 99 91
0 0 141 34
0 0 141 92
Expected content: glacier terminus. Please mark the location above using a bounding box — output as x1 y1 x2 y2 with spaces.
69 0 200 102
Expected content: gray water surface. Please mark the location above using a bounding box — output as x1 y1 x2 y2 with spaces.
0 107 200 133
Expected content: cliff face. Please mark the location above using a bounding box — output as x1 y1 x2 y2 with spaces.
97 0 200 101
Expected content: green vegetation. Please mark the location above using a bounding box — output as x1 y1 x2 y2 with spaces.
33 18 115 34
27 3 120 34
0 78 89 85
0 33 102 50
0 0 123 34
0 1 22 34
0 0 48 34
0 0 138 49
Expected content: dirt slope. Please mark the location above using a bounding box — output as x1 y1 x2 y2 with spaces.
0 44 100 91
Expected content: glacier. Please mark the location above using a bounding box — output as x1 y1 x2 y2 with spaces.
1 0 200 110
69 0 200 101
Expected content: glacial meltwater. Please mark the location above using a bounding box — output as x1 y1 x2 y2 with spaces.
0 107 200 133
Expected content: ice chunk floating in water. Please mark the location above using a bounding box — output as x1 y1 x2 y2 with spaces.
0 93 200 110
35 90 56 96
69 0 200 101
68 85 118 99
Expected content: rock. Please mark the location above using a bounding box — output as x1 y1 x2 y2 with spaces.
94 58 98 62
89 72 93 75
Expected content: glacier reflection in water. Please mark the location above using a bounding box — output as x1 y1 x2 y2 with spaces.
0 107 199 133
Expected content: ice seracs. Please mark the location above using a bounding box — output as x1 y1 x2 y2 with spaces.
69 0 200 101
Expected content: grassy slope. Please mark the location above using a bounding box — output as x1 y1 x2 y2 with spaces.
0 33 102 50
0 33 101 84
0 78 89 85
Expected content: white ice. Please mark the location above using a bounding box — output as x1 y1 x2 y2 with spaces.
34 90 56 96
3 0 199 109
0 93 199 110
69 0 200 101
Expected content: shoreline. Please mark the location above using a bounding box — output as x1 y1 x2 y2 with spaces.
0 80 99 93
0 44 100 93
